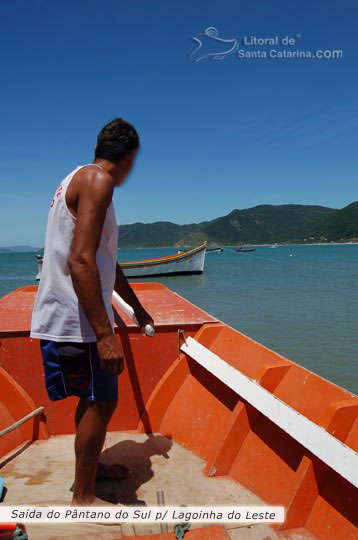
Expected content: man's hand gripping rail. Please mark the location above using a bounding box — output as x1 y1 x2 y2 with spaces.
112 291 155 337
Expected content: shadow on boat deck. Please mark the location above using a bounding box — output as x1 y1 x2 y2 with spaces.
99 434 173 505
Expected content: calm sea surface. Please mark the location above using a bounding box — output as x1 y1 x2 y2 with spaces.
1 245 357 394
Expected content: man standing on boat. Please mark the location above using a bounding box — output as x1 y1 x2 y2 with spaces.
30 118 154 505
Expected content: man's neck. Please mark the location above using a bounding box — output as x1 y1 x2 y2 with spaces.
93 159 121 184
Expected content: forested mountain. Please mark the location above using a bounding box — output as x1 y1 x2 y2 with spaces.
118 203 356 247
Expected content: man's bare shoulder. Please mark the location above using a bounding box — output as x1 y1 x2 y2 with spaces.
68 165 114 200
73 165 113 192
66 165 114 215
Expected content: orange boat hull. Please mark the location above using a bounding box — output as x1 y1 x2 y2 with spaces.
0 284 357 539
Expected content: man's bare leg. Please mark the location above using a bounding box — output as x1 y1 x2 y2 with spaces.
72 398 118 505
73 398 131 487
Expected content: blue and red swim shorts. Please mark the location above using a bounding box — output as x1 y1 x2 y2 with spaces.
40 340 118 402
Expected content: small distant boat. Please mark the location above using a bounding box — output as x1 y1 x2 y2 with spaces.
269 243 279 248
37 243 207 280
236 247 256 252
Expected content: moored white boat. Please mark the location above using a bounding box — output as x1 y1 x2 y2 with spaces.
36 242 207 280
121 242 207 277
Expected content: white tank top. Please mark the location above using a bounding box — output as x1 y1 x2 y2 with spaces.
30 164 118 343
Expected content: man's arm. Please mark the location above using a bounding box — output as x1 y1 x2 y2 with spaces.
68 170 124 374
114 263 154 333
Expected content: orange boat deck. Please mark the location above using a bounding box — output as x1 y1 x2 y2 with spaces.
0 283 357 540
1 432 290 540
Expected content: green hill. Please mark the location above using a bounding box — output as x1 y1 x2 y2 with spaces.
198 204 336 245
118 203 351 247
298 202 358 242
117 221 202 247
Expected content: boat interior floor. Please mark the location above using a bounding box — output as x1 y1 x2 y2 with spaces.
0 432 311 540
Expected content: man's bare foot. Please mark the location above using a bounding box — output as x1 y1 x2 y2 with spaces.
71 495 118 506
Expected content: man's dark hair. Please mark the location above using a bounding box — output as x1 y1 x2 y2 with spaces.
95 118 139 162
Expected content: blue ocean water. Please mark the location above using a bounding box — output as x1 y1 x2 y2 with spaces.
1 245 357 394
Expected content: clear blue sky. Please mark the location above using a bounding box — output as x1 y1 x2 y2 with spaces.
1 0 357 246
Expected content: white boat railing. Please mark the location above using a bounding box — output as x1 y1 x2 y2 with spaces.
180 336 358 488
112 291 155 337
